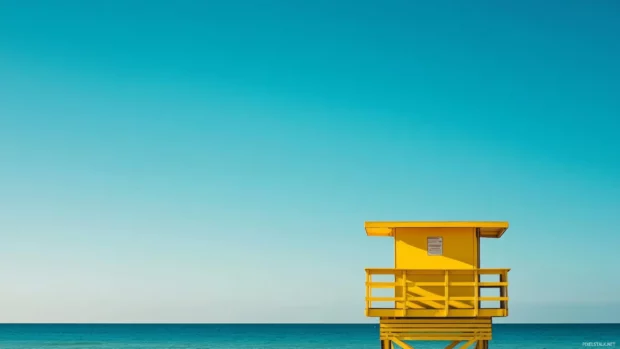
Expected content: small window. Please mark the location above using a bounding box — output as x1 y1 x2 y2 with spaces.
427 236 443 256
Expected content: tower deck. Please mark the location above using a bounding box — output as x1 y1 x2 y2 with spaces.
366 268 509 318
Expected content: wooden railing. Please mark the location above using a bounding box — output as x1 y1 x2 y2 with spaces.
365 268 510 318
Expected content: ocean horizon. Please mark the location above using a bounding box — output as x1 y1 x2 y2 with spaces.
1 323 618 349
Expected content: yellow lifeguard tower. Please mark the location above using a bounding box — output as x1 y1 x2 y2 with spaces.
365 221 510 349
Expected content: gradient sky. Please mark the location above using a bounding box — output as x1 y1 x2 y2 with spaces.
1 1 619 323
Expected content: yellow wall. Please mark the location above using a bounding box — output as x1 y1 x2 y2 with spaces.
394 227 477 269
394 227 479 309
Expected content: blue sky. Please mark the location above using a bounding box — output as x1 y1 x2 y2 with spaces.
0 0 618 323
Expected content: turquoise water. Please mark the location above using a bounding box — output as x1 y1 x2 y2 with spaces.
0 324 618 349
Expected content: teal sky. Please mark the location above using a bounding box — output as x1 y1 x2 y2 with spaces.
1 1 619 323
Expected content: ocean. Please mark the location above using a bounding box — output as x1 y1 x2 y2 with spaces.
0 324 618 349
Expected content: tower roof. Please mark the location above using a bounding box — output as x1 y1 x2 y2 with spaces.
364 221 509 238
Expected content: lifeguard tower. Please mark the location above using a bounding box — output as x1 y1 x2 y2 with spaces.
365 221 510 349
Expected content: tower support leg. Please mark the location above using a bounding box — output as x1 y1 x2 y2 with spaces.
475 340 489 349
391 338 415 349
459 339 477 349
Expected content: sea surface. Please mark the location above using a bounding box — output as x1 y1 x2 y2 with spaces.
0 324 618 349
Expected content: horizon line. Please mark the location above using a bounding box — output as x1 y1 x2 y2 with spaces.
1 322 619 325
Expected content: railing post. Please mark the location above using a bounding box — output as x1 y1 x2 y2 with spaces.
474 269 479 317
366 271 371 312
402 270 407 317
501 270 508 316
499 271 505 312
444 270 449 316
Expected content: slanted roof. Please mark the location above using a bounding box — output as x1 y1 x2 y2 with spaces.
364 221 509 238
